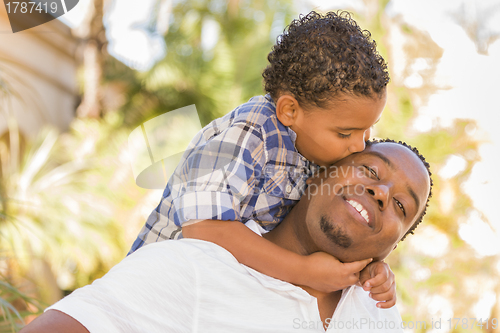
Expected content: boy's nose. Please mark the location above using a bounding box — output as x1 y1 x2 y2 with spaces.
364 128 372 141
348 135 366 153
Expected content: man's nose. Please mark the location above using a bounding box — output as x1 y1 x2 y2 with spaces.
366 184 390 210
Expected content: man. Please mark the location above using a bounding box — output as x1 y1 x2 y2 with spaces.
21 139 432 333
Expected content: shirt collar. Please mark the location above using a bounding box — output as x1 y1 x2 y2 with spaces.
265 93 319 174
287 125 298 144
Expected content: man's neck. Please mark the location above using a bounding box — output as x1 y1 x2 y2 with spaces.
301 286 342 328
263 200 315 256
262 204 342 326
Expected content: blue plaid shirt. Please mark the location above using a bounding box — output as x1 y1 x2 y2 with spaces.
129 95 318 253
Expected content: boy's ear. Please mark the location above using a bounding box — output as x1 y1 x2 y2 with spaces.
276 95 301 126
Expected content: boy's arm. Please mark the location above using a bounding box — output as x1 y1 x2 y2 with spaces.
183 220 372 293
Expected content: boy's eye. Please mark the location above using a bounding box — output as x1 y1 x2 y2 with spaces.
362 165 379 179
338 132 351 139
394 199 406 217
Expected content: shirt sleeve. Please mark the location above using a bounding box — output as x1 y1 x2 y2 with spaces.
164 122 267 227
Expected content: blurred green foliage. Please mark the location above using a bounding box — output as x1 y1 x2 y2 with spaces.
111 0 296 128
0 113 150 330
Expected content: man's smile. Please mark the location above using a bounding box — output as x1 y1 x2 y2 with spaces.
343 197 374 228
346 199 370 224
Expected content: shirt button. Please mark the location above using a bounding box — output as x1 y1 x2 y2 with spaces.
285 184 292 194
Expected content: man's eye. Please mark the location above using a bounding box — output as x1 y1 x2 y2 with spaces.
363 165 379 179
395 199 406 217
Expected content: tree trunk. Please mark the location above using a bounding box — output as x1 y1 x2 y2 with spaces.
74 0 106 119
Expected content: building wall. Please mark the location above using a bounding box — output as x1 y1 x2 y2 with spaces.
0 5 78 138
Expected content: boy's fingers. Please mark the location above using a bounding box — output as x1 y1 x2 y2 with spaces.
368 279 393 294
363 270 391 289
343 258 373 273
369 285 395 302
359 269 371 286
374 296 397 309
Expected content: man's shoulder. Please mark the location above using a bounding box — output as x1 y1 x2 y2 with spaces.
135 238 237 262
132 238 304 292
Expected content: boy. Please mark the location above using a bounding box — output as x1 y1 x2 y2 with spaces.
130 11 394 306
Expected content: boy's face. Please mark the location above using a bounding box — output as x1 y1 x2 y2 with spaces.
288 91 386 167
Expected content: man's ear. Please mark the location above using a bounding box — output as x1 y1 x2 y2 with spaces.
276 95 301 127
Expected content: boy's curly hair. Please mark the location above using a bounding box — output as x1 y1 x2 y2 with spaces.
263 11 390 108
366 139 433 241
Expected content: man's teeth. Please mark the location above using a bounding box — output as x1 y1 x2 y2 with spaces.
347 200 370 224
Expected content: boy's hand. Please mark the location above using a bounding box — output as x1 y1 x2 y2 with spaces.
301 252 373 293
359 260 396 309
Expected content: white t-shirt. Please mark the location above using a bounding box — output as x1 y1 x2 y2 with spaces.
48 223 403 332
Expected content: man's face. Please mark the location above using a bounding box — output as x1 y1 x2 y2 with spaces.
303 142 430 262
